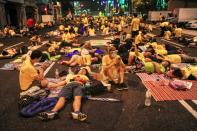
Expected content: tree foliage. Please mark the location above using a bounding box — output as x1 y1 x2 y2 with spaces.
133 0 160 13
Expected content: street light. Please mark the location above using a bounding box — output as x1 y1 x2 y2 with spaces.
44 7 48 15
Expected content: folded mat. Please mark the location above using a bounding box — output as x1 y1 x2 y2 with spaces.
137 73 197 101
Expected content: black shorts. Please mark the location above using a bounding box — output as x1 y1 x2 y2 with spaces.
58 82 84 99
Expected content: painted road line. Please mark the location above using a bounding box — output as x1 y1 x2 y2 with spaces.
4 42 24 50
28 40 49 50
161 39 185 48
179 100 197 119
44 62 55 76
192 100 197 105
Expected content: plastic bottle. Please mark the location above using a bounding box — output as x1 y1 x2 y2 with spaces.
145 89 152 106
68 67 73 74
55 68 59 78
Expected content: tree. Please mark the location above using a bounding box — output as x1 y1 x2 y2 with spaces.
133 0 157 14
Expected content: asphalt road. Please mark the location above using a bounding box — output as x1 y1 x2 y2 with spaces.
0 27 196 131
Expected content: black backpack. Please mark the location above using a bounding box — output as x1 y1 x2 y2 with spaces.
84 79 105 96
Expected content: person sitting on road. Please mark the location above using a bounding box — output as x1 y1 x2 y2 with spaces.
38 68 90 121
30 35 41 46
59 25 65 31
134 31 145 45
8 29 16 37
100 47 127 91
102 25 110 35
3 26 9 36
88 26 96 36
19 50 48 91
62 30 72 43
174 25 182 39
164 30 172 40
160 21 169 37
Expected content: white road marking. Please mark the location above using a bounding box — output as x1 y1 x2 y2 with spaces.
161 39 185 48
44 62 55 76
179 100 197 119
4 42 24 50
192 100 197 105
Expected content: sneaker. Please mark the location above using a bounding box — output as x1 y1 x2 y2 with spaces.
71 112 87 121
38 111 58 121
117 83 128 91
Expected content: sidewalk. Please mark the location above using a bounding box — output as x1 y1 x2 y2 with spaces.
152 25 197 37
182 29 197 37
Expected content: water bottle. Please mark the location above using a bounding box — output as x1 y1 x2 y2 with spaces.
55 68 59 78
145 89 152 106
68 67 73 74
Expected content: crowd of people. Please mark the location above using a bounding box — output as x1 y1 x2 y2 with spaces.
2 13 196 122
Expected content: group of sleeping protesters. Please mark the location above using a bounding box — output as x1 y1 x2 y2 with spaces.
15 13 197 122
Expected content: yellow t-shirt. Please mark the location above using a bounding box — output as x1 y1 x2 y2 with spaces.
102 55 114 66
181 66 197 79
131 18 140 31
160 22 169 27
174 28 182 38
129 52 145 63
164 31 171 40
65 74 89 83
19 58 38 91
164 54 182 64
88 28 95 36
62 33 71 42
155 49 168 55
74 27 78 33
135 34 142 45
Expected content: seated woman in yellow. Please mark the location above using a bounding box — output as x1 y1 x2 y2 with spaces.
174 27 182 38
102 25 110 35
134 31 144 45
100 47 127 90
30 35 41 46
88 26 96 36
164 30 172 40
62 30 71 42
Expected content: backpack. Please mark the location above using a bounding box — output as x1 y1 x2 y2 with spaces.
20 86 49 99
19 86 50 108
18 95 40 109
84 79 105 96
20 98 58 117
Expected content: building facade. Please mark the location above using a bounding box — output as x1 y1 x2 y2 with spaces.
0 0 37 28
168 0 197 11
